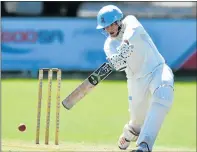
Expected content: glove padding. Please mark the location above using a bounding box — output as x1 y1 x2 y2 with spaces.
107 40 134 71
117 40 134 59
107 54 127 71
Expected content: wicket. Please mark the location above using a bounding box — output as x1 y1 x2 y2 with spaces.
36 68 61 145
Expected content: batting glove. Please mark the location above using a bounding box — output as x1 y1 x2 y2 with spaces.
107 54 127 71
117 40 134 59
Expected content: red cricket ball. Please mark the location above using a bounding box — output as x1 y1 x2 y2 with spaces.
18 123 26 132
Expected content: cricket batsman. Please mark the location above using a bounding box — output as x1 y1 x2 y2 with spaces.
96 5 174 152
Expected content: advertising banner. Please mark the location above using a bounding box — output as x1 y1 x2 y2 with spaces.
2 18 196 72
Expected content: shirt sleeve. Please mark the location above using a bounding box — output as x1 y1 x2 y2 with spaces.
122 15 143 42
103 38 116 58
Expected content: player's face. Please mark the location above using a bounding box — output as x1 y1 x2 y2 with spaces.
104 22 119 37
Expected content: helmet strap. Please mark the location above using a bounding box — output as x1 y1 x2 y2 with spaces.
116 20 122 36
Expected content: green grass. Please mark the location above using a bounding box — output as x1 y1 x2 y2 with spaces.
1 79 196 151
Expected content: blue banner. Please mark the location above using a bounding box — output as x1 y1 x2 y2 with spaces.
2 18 196 72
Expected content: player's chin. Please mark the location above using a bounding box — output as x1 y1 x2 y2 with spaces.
110 32 118 37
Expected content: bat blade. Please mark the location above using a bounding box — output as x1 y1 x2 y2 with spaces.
62 62 113 110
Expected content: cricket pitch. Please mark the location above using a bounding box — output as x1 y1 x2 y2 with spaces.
2 140 195 152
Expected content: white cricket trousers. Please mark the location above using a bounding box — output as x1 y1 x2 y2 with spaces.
127 63 174 130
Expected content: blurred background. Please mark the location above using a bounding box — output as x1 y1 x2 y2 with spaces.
1 1 196 151
1 1 197 79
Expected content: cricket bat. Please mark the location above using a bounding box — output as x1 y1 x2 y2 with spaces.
62 62 113 110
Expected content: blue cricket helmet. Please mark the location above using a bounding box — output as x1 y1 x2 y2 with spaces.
96 5 123 29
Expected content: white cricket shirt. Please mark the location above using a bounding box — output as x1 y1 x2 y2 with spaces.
104 15 165 78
